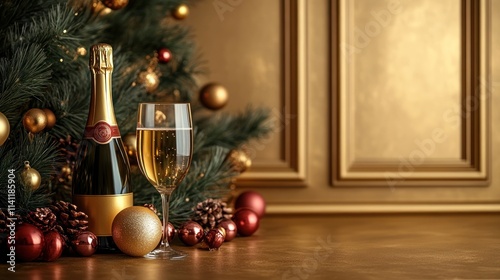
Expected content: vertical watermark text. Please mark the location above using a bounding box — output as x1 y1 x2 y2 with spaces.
6 168 16 272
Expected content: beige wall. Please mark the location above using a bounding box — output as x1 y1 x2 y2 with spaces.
186 0 500 213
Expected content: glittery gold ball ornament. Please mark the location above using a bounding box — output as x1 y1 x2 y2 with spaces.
0 112 10 146
42 108 56 130
123 133 137 165
112 206 162 257
199 83 229 110
102 0 128 10
138 71 160 93
20 161 42 190
227 149 252 173
23 108 47 134
172 4 189 20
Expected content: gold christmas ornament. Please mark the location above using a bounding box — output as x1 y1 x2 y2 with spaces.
138 71 160 93
77 47 87 56
227 149 252 173
112 206 162 257
102 0 128 10
42 108 56 130
199 83 229 110
0 112 10 146
20 161 42 190
91 0 112 15
60 164 72 177
172 4 189 20
23 108 47 134
122 133 137 164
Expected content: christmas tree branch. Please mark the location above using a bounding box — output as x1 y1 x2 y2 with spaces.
193 106 273 154
0 132 59 213
0 44 51 122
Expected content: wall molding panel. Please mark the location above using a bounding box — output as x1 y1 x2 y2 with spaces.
186 0 500 213
238 0 308 188
331 0 490 187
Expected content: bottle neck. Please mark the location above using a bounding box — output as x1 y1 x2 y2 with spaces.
86 72 117 126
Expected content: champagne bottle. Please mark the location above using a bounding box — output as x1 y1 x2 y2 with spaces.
72 43 132 253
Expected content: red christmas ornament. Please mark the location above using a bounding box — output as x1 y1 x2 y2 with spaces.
218 219 237 242
40 231 64 262
167 222 176 243
203 228 225 250
178 221 204 246
234 191 266 218
71 231 98 257
15 224 45 262
231 208 260 237
158 48 172 63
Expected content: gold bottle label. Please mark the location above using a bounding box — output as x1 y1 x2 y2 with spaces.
73 193 133 236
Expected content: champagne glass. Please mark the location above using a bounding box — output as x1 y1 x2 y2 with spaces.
136 103 193 260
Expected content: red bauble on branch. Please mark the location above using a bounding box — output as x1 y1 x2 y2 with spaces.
158 48 172 64
231 208 260 237
15 223 45 262
234 191 266 218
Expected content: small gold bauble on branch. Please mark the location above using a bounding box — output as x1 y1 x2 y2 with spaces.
0 112 10 146
91 0 112 15
227 149 252 173
42 108 56 130
112 206 162 257
122 133 137 165
23 108 47 134
76 46 87 56
102 0 128 10
20 161 42 190
172 4 189 20
138 70 160 93
199 83 229 110
60 164 72 177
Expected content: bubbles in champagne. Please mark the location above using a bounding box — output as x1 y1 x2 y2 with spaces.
136 128 193 193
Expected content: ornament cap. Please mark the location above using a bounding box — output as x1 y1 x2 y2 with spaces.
90 43 113 74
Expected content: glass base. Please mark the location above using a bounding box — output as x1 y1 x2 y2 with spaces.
144 246 186 260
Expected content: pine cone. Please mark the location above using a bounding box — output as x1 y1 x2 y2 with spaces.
24 207 57 233
192 198 233 231
51 136 80 202
50 201 88 239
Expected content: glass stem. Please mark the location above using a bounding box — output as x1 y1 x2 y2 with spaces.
160 193 170 249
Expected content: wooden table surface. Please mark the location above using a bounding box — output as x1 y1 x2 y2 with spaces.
2 214 500 279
